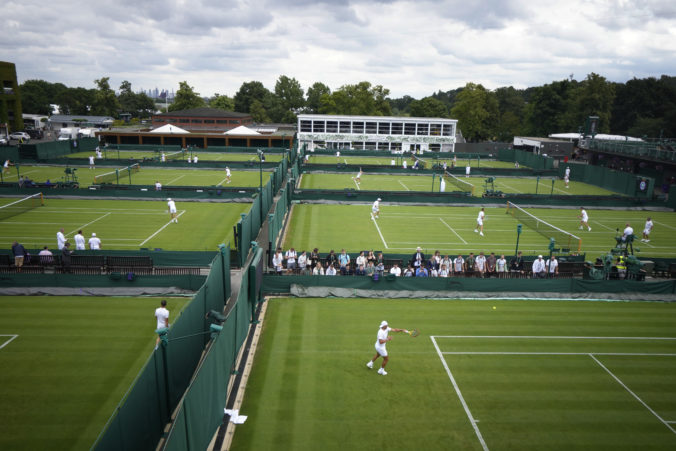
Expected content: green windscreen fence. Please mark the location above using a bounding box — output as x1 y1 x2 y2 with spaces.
163 247 262 451
560 162 655 197
93 244 231 451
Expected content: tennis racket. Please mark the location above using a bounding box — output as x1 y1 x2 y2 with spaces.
406 328 420 338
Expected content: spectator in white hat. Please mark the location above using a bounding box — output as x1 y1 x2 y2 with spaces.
88 232 102 250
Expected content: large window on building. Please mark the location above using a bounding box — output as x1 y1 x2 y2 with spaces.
365 142 377 150
339 121 351 133
352 121 364 133
300 120 312 132
352 142 364 150
442 124 454 136
313 121 325 133
404 123 416 135
391 142 402 152
326 121 338 133
391 122 403 135
429 144 441 152
377 142 389 150
417 123 429 135
430 123 441 136
365 122 377 134
378 122 390 134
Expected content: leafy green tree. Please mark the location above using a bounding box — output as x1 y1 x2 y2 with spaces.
57 87 95 115
169 81 205 112
234 81 272 113
573 73 615 133
611 76 676 136
305 82 331 113
249 99 271 123
270 75 305 123
91 77 120 116
431 88 463 112
523 80 577 136
117 80 155 118
319 81 391 116
494 86 526 141
209 94 235 111
409 96 448 117
450 83 498 142
19 79 66 115
389 95 415 116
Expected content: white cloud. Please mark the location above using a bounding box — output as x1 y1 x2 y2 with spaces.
0 0 674 100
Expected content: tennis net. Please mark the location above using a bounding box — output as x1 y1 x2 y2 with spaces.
0 193 44 221
444 171 475 195
93 163 140 184
506 201 581 252
166 150 185 161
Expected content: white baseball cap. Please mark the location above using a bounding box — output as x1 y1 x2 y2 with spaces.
380 320 388 327
377 198 381 201
167 198 172 201
92 233 96 237
538 255 543 258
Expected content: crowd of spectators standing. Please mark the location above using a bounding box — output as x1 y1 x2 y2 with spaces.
271 247 561 279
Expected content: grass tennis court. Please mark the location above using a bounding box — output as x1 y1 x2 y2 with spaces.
306 154 522 168
282 204 676 257
0 296 190 451
68 150 286 163
2 164 271 187
298 173 618 196
0 197 248 250
232 297 676 450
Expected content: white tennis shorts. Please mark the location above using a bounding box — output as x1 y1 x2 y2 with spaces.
375 343 388 357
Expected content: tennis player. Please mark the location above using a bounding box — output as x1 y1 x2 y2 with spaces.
225 166 231 183
440 177 446 192
155 300 169 349
465 163 471 178
564 173 570 188
89 155 95 170
475 207 485 236
372 197 381 219
3 159 12 173
641 217 653 242
167 198 178 223
578 207 591 231
366 320 407 375
353 167 363 185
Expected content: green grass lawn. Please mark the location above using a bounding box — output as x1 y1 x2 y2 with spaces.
68 150 286 163
2 164 271 188
282 204 676 257
0 296 190 451
0 197 248 250
298 172 617 196
232 297 676 451
306 154 521 168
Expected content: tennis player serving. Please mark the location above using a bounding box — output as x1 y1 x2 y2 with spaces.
366 320 408 375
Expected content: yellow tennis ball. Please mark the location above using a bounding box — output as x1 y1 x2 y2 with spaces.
493 306 496 310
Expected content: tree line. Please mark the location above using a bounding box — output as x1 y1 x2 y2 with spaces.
20 73 676 140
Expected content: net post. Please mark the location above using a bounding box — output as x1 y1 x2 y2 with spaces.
39 192 44 206
115 169 119 185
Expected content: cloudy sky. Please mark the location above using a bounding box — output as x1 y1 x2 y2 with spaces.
2 0 676 98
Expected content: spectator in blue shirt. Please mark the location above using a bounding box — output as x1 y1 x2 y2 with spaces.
415 266 429 277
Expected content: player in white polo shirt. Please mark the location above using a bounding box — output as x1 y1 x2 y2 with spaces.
167 198 178 223
372 197 381 219
154 299 169 349
366 320 407 375
578 207 591 232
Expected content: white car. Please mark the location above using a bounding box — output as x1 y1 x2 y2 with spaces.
0 136 8 145
9 132 30 142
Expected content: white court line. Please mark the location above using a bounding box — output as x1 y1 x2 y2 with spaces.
590 354 676 435
397 180 411 191
3 169 38 180
343 158 348 164
67 212 111 236
592 220 615 231
552 186 570 195
496 182 523 193
370 214 388 249
431 336 489 451
439 218 467 244
0 334 18 350
352 177 361 190
654 221 676 231
138 210 186 246
216 176 229 186
165 175 186 185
